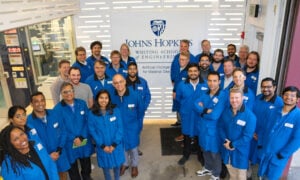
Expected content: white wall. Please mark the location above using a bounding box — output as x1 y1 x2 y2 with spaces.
0 0 80 31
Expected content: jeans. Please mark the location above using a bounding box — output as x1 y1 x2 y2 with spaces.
102 167 120 180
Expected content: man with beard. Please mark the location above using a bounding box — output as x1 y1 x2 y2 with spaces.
258 86 300 180
198 54 211 81
225 44 239 66
244 51 260 93
170 40 195 127
86 41 110 67
220 59 235 89
248 78 283 179
194 71 226 180
210 49 225 78
237 45 249 68
195 39 213 62
176 63 207 166
126 62 151 156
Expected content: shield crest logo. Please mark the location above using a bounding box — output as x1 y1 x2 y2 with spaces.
150 20 166 37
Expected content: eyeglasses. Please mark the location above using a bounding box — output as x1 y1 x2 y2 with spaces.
113 80 125 85
62 89 74 94
261 86 273 89
14 113 26 119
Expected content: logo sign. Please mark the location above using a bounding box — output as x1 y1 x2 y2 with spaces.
150 19 166 37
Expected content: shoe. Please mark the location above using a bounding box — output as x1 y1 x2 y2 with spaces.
209 175 220 180
175 134 184 142
120 165 129 176
131 166 138 178
171 122 181 127
138 149 143 156
196 168 212 176
178 156 188 165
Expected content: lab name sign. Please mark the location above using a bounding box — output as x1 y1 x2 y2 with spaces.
125 38 193 48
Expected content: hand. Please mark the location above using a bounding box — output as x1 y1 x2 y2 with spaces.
50 152 59 161
103 146 111 153
223 139 235 151
109 146 115 153
73 138 82 146
198 102 203 107
207 109 212 114
253 133 258 140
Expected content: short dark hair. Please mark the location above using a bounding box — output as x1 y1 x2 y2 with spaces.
58 60 70 68
68 67 80 75
208 71 220 80
227 44 236 50
94 60 106 67
60 82 74 93
232 67 246 76
128 62 138 69
261 77 277 87
90 41 102 50
75 46 86 56
199 54 211 62
223 59 235 66
214 49 224 56
30 92 45 102
187 63 200 71
8 105 26 119
282 86 300 98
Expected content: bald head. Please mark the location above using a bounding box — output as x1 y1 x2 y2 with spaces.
113 74 126 94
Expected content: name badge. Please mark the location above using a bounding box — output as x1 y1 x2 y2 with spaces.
30 128 37 135
110 116 116 122
212 97 219 104
220 73 224 77
237 119 246 126
182 77 186 81
128 104 135 108
138 86 143 90
123 70 128 73
107 81 112 84
37 143 43 151
284 123 294 128
80 111 85 115
53 122 59 128
201 87 208 90
251 76 257 81
243 96 249 101
269 105 275 109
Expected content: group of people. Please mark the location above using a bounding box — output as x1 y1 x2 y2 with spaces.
170 39 300 180
0 41 151 180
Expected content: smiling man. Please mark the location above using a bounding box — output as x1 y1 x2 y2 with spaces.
258 86 300 180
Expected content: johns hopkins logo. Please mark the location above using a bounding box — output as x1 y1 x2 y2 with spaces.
150 19 166 37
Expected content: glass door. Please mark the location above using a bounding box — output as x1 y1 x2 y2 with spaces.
0 56 12 129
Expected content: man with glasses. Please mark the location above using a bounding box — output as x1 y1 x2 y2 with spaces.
111 74 144 178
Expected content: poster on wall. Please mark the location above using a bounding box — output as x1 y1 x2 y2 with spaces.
111 11 208 87
4 34 20 46
14 78 28 88
8 53 23 65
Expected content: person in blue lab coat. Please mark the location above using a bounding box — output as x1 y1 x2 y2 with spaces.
0 125 59 180
27 92 70 180
248 78 283 169
105 50 128 78
175 63 208 166
194 71 227 180
258 86 300 180
85 60 114 98
120 43 136 67
54 82 93 180
111 74 144 178
218 88 256 180
224 44 240 67
210 49 225 78
86 41 110 67
244 51 260 93
72 46 94 83
170 39 195 127
88 90 125 180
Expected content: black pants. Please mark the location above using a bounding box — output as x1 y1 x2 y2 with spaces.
182 135 204 165
68 157 92 180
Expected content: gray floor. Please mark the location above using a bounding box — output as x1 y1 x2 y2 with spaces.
90 120 210 180
90 120 300 180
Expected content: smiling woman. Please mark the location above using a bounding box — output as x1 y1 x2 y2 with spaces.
0 125 59 179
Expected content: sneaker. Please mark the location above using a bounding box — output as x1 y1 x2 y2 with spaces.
196 168 212 176
209 175 220 180
174 134 184 142
171 122 181 127
178 156 188 165
138 149 143 156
